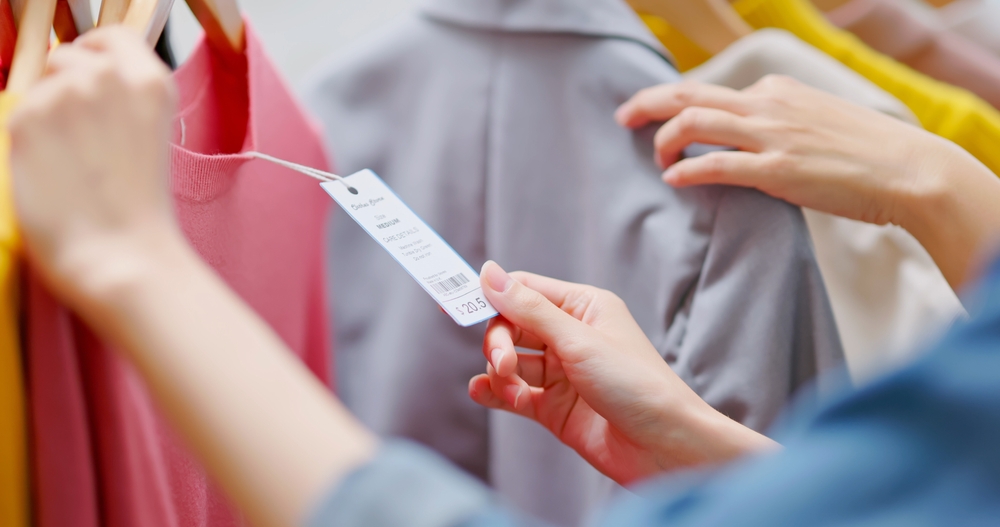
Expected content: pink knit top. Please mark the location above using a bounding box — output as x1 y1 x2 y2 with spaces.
26 21 333 527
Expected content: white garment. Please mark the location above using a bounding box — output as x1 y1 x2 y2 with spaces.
687 29 919 124
687 29 965 381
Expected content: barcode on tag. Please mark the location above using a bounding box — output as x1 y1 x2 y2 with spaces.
320 170 499 327
430 273 470 294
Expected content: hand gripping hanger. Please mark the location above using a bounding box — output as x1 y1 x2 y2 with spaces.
628 0 752 55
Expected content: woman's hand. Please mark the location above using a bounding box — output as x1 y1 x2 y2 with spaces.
8 28 376 527
9 27 184 314
615 76 1000 288
470 262 777 486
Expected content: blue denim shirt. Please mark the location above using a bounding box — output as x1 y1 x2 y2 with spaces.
309 254 1000 527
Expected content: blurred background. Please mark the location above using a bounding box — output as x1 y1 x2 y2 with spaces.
164 0 413 85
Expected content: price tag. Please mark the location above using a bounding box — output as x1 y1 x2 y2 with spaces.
321 170 499 327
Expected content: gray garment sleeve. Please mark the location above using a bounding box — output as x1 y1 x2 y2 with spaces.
307 441 551 527
663 187 846 431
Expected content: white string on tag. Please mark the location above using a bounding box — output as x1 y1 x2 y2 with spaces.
247 151 358 194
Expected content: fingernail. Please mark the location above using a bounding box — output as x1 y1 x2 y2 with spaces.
504 384 523 409
614 105 629 125
491 348 504 372
482 261 512 293
662 168 676 182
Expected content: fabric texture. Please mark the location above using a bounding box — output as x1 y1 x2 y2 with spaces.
303 1 844 525
938 0 1000 58
828 0 1000 111
307 251 1000 527
684 28 964 380
641 0 1000 178
0 93 27 527
26 21 333 527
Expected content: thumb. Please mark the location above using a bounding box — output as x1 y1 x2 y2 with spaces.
480 261 586 350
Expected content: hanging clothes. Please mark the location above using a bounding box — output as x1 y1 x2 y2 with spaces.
684 28 965 380
641 0 1000 178
937 0 1000 58
0 93 27 527
827 0 1000 111
303 0 845 525
26 20 334 527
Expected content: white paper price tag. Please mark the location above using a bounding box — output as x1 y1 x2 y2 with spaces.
321 170 499 327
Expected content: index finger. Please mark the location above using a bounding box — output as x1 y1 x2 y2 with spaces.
615 81 752 129
507 271 601 320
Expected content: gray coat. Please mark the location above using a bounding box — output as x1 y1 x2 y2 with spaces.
302 1 844 525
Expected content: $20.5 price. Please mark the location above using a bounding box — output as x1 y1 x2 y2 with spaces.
455 297 488 315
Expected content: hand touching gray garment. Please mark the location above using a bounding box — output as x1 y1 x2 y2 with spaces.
685 29 964 381
302 2 844 525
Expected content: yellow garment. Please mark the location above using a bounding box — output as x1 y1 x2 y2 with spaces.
0 92 27 527
639 14 712 72
640 0 1000 177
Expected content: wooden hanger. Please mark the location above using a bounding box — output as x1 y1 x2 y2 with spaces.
1 0 16 85
184 0 243 52
7 0 58 92
98 0 129 26
629 0 752 55
114 0 244 52
121 0 174 44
